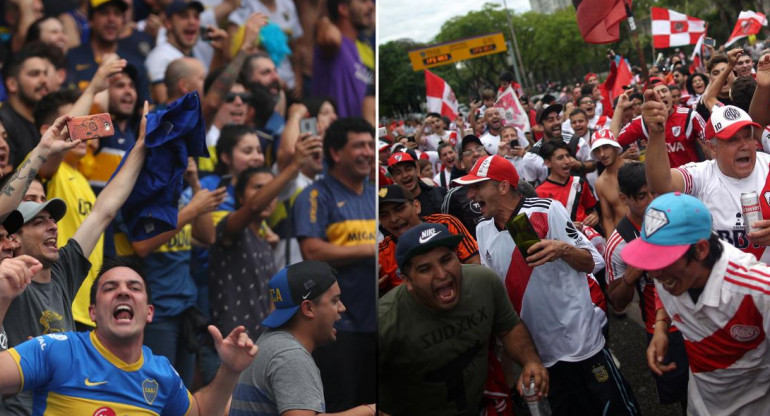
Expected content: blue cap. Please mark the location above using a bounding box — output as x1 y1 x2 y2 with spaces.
165 0 204 16
261 261 338 328
621 192 712 270
396 223 463 271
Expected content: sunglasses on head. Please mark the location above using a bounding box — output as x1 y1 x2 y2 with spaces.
225 92 251 103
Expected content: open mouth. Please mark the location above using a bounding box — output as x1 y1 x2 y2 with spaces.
113 304 134 322
660 279 676 291
736 156 752 168
43 237 57 249
434 281 456 303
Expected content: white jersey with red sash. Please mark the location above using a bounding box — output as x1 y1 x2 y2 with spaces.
476 198 606 367
677 152 770 263
656 242 770 415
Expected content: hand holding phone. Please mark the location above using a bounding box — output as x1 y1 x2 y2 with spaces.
217 174 233 189
704 37 716 47
300 117 318 136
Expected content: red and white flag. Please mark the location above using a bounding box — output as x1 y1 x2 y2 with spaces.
690 32 706 74
651 7 705 48
425 70 458 120
495 85 530 134
573 0 629 44
725 11 767 46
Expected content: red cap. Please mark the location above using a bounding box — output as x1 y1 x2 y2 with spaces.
453 155 519 186
387 152 417 168
584 73 597 82
644 77 665 92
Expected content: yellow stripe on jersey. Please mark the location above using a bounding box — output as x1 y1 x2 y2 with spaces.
197 146 218 174
79 147 127 186
8 348 24 393
90 331 143 371
44 392 159 415
326 219 377 246
211 209 230 227
155 225 192 253
355 39 374 70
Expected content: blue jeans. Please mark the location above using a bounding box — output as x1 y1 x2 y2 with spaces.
144 315 196 388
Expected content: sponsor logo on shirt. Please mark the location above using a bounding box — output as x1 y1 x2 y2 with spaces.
85 378 108 386
730 324 761 342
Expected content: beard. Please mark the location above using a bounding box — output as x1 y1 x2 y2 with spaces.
18 85 44 108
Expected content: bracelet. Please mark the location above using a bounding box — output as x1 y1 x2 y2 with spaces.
655 318 670 328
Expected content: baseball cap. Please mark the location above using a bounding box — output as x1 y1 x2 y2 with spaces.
396 223 464 271
387 152 417 170
165 0 204 16
537 104 563 124
261 261 338 328
704 105 760 141
590 129 622 152
17 199 67 224
378 185 411 204
89 0 128 16
378 140 391 152
584 72 598 82
0 210 23 234
621 192 712 270
461 135 483 151
453 155 520 186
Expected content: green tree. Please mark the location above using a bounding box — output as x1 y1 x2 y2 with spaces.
378 39 426 117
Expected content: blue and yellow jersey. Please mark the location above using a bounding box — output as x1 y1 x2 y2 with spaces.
79 122 137 193
45 163 104 328
9 331 193 415
293 175 376 332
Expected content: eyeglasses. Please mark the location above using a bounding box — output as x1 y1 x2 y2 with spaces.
462 146 487 158
225 92 251 103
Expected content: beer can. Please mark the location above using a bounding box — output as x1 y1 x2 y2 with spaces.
741 191 762 234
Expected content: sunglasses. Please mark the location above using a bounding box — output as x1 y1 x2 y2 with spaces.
225 92 251 103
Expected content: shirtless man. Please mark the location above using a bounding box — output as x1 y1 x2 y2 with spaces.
591 129 629 237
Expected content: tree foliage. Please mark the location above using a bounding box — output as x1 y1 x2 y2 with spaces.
378 1 770 117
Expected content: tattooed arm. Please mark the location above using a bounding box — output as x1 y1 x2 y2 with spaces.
201 13 268 127
0 115 81 218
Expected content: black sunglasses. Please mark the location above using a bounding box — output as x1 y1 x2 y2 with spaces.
225 92 251 103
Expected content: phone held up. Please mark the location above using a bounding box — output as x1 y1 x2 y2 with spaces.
300 117 318 136
67 113 115 141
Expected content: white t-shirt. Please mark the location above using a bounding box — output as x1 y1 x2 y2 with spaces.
480 130 528 156
657 242 770 415
505 154 547 187
423 130 458 152
476 198 606 367
145 42 186 84
677 151 770 264
229 0 304 89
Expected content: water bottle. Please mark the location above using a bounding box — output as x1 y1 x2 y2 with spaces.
522 377 551 416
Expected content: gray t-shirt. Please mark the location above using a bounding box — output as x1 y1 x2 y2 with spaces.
229 330 325 415
1 239 91 415
209 217 275 338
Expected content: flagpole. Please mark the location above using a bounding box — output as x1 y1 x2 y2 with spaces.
626 3 649 81
501 0 528 93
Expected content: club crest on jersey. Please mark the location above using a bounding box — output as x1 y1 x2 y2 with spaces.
592 364 609 383
764 191 770 207
142 379 159 405
644 208 669 237
730 325 761 342
671 126 681 137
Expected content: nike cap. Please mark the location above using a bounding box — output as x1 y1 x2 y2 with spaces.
396 223 464 272
261 261 338 328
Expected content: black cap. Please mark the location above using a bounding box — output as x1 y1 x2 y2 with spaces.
537 104 563 124
166 0 204 16
378 185 411 205
461 135 483 151
1 210 23 234
396 223 463 271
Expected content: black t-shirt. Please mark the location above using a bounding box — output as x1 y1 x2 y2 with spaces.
0 103 40 168
416 180 447 216
696 96 734 122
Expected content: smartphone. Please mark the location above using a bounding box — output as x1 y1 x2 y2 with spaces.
506 213 541 255
704 37 716 47
199 26 210 41
300 117 318 136
67 113 115 141
217 174 233 189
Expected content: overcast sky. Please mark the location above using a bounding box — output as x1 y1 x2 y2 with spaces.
378 0 532 45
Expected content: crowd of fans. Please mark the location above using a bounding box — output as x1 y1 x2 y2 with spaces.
378 40 770 415
0 0 377 414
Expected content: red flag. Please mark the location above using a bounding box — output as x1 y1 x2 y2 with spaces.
609 57 633 102
651 7 706 48
690 33 706 74
573 0 629 44
425 70 459 120
726 11 767 46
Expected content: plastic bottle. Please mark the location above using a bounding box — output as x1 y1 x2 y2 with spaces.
522 378 551 416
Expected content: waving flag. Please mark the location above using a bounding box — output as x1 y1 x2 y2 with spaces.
573 0 629 44
495 85 530 134
651 7 706 48
425 70 459 120
725 11 767 46
690 33 706 74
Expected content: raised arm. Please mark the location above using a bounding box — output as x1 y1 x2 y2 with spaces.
278 104 310 172
0 115 81 218
73 103 149 257
642 90 685 194
702 48 741 112
750 52 770 128
610 90 633 138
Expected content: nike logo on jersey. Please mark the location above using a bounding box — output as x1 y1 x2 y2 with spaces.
337 201 346 208
85 378 108 386
418 228 439 244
